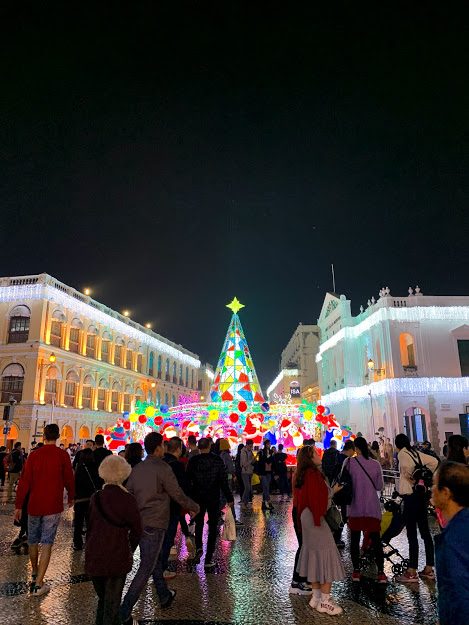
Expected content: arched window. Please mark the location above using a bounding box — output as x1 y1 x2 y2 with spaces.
86 326 98 359
179 364 183 385
136 353 143 373
8 305 30 344
123 384 132 412
101 331 112 363
149 352 155 377
172 362 177 384
156 391 161 406
1 363 24 403
78 425 90 441
97 378 107 411
400 333 416 368
191 369 194 389
61 425 74 446
111 381 120 412
50 310 65 347
125 347 133 369
69 319 82 353
164 392 169 406
64 370 79 407
172 394 176 406
45 366 59 404
114 337 124 367
157 355 162 378
82 374 93 409
185 366 189 387
165 358 170 381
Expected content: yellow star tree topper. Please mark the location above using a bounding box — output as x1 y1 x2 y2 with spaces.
226 296 245 315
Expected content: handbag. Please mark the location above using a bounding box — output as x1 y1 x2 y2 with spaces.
325 504 342 532
221 506 237 541
332 458 353 506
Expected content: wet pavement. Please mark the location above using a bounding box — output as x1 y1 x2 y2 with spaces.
0 492 439 625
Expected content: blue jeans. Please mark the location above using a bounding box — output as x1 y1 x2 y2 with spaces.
261 474 271 502
160 513 180 572
241 473 252 504
120 526 169 620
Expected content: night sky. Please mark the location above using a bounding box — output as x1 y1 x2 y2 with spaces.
1 5 468 388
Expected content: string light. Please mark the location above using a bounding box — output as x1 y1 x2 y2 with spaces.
266 369 299 396
321 376 469 405
0 279 201 367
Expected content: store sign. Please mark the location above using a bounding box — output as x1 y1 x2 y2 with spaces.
290 381 301 397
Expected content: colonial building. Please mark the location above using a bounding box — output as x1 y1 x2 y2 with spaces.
316 287 469 452
0 274 201 448
267 323 320 402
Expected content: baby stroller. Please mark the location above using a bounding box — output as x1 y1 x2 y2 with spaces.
360 497 409 575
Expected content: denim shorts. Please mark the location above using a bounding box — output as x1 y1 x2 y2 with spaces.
28 513 61 545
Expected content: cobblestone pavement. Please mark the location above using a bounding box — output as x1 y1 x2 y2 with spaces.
0 493 438 625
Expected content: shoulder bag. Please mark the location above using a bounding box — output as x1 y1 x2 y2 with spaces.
332 457 353 506
354 457 379 490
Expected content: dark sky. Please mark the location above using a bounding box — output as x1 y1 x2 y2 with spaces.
1 4 468 388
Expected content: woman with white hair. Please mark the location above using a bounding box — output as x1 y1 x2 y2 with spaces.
85 454 142 625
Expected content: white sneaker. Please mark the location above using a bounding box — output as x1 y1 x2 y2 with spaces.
316 597 343 615
309 593 321 609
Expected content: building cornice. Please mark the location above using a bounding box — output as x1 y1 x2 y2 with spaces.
0 274 200 367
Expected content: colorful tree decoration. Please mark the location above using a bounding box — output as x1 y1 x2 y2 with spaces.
104 297 356 456
210 297 264 404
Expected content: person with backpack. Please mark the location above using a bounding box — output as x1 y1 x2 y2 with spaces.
395 433 439 583
73 448 99 551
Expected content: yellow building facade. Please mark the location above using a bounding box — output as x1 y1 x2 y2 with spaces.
0 274 201 448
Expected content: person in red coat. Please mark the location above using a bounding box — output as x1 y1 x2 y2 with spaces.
85 453 142 625
15 423 75 597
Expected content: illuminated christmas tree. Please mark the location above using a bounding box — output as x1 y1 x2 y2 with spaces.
210 297 264 403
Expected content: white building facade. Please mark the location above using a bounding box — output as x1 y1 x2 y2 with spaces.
267 323 320 402
0 274 201 448
316 288 469 453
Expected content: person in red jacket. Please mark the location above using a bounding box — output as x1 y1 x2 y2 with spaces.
15 423 75 597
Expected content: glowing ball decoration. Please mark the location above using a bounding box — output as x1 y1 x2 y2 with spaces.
229 413 239 423
154 416 163 425
303 410 313 422
160 404 169 414
123 421 130 431
145 406 156 417
261 402 270 412
139 415 147 424
238 401 247 413
317 405 325 414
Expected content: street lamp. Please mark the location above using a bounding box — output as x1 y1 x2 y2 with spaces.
123 310 130 317
145 322 152 329
151 382 156 389
49 353 56 364
84 287 92 296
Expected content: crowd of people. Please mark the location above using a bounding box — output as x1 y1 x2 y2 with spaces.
6 426 469 625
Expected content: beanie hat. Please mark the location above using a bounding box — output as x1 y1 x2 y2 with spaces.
98 454 131 485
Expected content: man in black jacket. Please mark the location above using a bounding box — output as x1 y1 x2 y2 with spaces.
186 437 234 569
322 440 340 485
160 437 192 576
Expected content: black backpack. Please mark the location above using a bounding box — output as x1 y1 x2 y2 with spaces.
406 450 436 497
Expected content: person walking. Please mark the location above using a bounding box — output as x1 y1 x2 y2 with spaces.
73 439 94 469
187 434 199 459
85 454 142 625
73 448 99 550
394 433 439 583
295 445 345 616
186 437 234 569
160 437 192 577
14 424 74 596
7 441 24 500
273 444 290 500
120 432 199 624
346 437 387 583
432 461 469 625
234 443 245 498
331 440 355 548
93 434 112 469
322 440 340 485
219 438 241 525
240 439 254 508
0 445 7 489
256 439 274 511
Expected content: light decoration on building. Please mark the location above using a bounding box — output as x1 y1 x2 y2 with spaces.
104 298 356 459
266 369 299 396
0 278 200 367
321 376 469 405
317 304 469 360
